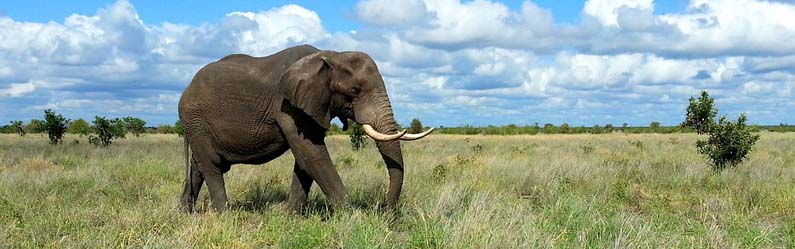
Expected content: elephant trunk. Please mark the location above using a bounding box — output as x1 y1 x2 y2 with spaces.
358 92 405 210
374 121 404 210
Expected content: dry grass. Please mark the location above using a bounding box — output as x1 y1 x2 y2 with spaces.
0 133 793 248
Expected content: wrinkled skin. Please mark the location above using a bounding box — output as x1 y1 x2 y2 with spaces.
178 45 406 213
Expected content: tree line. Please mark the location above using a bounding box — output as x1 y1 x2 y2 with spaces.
5 112 793 141
327 120 795 136
1 110 183 146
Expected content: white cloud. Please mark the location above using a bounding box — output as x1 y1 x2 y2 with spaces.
1 81 36 97
422 76 447 89
356 0 429 27
583 0 653 27
226 5 327 56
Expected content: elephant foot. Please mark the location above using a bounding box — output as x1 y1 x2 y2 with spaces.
179 195 197 213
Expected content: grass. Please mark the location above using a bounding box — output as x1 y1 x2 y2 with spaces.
1 132 794 248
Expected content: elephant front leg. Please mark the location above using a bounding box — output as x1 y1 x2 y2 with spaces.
277 112 347 210
287 162 313 213
180 156 205 212
204 171 228 212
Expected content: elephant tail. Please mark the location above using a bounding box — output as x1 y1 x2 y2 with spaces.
183 135 191 191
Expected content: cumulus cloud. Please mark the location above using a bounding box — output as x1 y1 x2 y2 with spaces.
583 0 654 27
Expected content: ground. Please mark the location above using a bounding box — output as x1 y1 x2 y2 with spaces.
0 133 793 248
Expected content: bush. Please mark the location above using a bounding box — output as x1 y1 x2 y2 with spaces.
349 122 366 151
123 117 147 137
174 119 184 137
88 116 127 147
682 91 760 170
409 118 423 134
27 119 44 133
10 120 25 136
42 109 69 145
68 118 91 136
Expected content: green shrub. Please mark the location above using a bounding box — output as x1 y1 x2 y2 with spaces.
42 109 69 145
67 118 90 136
682 91 760 170
696 115 760 170
349 122 366 151
122 117 146 137
409 118 423 134
174 119 184 137
88 116 127 147
432 164 448 183
26 119 44 133
10 120 25 136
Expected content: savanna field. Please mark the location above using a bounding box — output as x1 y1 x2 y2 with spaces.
1 133 794 248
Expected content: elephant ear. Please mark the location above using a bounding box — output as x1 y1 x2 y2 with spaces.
282 52 334 129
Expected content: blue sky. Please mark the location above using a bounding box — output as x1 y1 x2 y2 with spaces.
1 0 794 127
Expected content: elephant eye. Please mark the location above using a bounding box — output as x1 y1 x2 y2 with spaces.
351 87 360 95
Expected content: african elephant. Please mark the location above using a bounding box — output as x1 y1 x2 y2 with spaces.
178 45 433 212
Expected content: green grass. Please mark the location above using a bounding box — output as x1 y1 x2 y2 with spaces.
1 133 794 248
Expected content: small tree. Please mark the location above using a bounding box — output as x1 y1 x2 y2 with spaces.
349 121 366 150
123 117 147 137
683 91 717 134
42 109 69 144
409 118 423 134
327 123 342 135
543 123 557 133
156 124 175 134
604 124 614 133
89 116 127 147
682 91 760 170
650 121 661 131
10 120 25 136
560 123 570 134
174 120 184 137
27 119 44 133
68 118 91 137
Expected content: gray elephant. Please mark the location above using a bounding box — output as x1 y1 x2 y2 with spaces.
178 45 433 212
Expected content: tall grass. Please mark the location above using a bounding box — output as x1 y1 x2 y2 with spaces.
1 133 793 248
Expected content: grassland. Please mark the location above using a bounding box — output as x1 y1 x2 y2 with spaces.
0 132 793 248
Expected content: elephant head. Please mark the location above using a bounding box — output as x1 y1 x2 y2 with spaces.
281 50 433 209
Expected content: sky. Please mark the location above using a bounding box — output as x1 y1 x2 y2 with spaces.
0 0 793 127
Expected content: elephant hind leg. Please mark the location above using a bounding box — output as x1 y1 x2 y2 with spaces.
180 156 204 213
189 138 228 212
287 162 314 213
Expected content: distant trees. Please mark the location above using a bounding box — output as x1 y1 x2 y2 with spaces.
604 124 615 133
409 118 423 134
89 116 127 147
123 117 147 137
42 109 69 145
349 122 366 150
27 119 44 133
650 122 661 131
560 123 570 134
68 119 91 136
10 120 25 136
543 123 557 134
328 123 344 135
174 120 184 137
682 91 760 170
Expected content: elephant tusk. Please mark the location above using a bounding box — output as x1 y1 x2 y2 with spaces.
400 128 434 141
362 124 407 141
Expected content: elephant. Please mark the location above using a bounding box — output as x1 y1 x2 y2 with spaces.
178 44 433 213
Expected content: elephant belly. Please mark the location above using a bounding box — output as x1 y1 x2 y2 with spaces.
211 120 290 165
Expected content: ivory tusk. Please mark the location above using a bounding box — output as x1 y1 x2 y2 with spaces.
362 124 407 141
400 128 434 141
